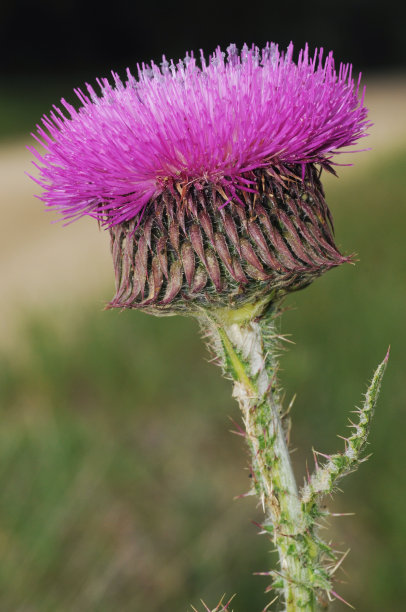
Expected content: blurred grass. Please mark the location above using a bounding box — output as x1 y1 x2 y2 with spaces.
0 149 406 611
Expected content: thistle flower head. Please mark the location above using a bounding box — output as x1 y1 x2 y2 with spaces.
30 42 370 314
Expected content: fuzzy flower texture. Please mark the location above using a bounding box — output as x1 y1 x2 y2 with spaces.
31 42 370 313
31 42 369 227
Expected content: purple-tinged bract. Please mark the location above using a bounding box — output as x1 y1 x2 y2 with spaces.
30 42 370 227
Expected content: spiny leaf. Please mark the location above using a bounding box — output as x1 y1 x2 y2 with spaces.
301 348 389 505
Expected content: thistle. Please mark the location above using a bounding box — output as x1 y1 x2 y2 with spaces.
30 42 387 611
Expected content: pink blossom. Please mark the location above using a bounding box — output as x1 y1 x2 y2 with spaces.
29 42 370 227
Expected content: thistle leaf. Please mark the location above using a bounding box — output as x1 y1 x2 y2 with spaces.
301 348 389 506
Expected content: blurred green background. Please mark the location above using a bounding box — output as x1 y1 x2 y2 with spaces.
1 3 406 610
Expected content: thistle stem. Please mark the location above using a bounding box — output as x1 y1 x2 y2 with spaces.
201 307 319 611
199 303 387 611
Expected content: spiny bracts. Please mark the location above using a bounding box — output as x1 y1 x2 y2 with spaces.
109 164 348 313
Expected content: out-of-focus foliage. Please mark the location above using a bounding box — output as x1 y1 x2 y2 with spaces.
0 149 405 610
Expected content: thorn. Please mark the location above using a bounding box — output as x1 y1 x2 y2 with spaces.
251 520 264 531
263 595 279 610
330 590 355 609
233 489 256 500
287 393 297 413
314 449 332 460
314 522 328 530
330 512 355 517
277 334 295 345
330 549 350 576
384 345 391 363
229 429 245 437
229 420 246 437
219 594 236 611
312 447 319 470
280 393 296 420
192 594 236 612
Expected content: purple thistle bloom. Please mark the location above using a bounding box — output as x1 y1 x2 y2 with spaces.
30 42 369 228
30 42 370 312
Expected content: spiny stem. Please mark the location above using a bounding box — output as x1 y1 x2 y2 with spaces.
199 305 388 611
201 308 320 611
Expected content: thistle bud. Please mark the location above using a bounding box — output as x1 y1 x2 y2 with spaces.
30 42 369 315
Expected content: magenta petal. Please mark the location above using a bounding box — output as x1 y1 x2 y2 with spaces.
30 42 370 228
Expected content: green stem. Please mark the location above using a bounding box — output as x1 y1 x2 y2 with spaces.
198 303 387 611
201 307 321 611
